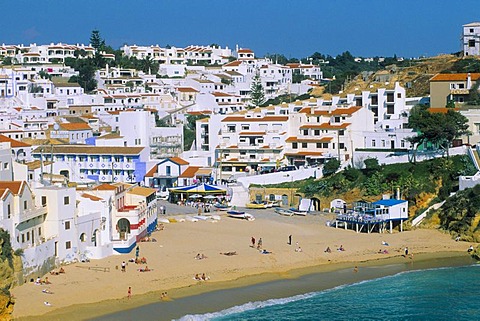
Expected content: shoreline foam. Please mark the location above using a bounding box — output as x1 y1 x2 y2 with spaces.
15 252 474 321
12 211 475 321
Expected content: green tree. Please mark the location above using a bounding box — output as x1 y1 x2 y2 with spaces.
363 158 381 177
322 159 340 177
90 29 106 53
249 71 265 108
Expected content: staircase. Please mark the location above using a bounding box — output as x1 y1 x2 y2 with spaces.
229 183 250 207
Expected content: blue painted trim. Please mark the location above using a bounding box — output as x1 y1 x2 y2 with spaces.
113 241 137 254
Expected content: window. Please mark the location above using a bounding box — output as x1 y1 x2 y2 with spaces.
292 142 298 149
38 227 41 236
3 162 8 170
303 129 308 135
7 204 11 219
64 196 70 205
26 231 30 241
314 130 320 136
241 125 249 130
66 241 71 249
469 39 476 47
339 130 344 136
316 143 321 148
227 125 236 132
65 221 71 230
387 105 395 114
397 93 401 98
372 140 376 147
386 93 394 102
371 95 378 105
401 140 405 148
381 140 386 147
302 143 307 148
339 143 345 149
21 234 25 243
24 200 27 210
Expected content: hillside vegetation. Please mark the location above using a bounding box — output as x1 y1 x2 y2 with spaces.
310 55 480 99
264 155 479 239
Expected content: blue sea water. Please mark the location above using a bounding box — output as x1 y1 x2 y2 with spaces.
178 264 480 321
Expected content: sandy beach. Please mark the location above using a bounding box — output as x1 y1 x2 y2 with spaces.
11 205 475 320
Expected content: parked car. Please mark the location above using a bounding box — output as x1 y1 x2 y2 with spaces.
278 165 297 172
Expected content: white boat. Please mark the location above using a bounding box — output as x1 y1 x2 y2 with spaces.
194 215 210 221
290 208 308 216
185 216 198 222
274 207 294 216
227 211 255 221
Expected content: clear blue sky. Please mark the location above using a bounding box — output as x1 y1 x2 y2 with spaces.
1 0 479 59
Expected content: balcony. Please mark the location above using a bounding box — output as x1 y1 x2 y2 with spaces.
20 206 48 222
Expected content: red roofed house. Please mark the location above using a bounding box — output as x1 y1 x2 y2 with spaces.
49 122 93 144
0 134 32 162
144 157 190 191
430 73 480 107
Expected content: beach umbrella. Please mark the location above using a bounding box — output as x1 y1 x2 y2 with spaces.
203 195 216 199
189 194 202 199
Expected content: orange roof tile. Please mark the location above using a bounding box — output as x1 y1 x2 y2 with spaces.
284 151 324 156
0 181 24 195
222 116 288 122
430 73 480 82
59 123 92 131
299 123 350 130
239 131 266 136
0 135 31 148
331 106 362 115
169 157 189 165
177 87 199 93
92 183 117 191
286 136 333 143
81 193 103 201
179 166 201 178
145 165 158 177
427 107 459 113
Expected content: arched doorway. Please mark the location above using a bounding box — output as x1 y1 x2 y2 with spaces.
79 233 87 242
92 229 100 246
282 194 288 206
117 218 130 240
310 197 321 211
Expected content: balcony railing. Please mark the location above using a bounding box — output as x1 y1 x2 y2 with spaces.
20 206 48 222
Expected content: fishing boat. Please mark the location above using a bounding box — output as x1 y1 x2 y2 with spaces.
246 201 267 209
227 211 255 221
213 203 231 211
274 207 294 216
290 208 308 216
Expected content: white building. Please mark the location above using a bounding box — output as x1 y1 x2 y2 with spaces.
463 22 480 56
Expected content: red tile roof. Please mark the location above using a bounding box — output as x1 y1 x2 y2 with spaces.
59 123 92 131
169 157 189 165
222 116 288 122
0 181 24 195
179 166 201 178
0 135 31 148
430 73 480 81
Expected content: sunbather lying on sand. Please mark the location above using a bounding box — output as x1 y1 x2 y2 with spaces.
220 251 237 256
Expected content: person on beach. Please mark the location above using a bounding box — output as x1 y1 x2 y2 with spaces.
325 246 331 253
404 247 409 256
127 286 131 299
136 246 140 258
257 238 263 250
251 237 255 248
121 261 126 272
353 266 358 273
468 245 474 253
288 235 292 245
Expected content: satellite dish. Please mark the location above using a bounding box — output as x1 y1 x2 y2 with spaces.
53 123 60 130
